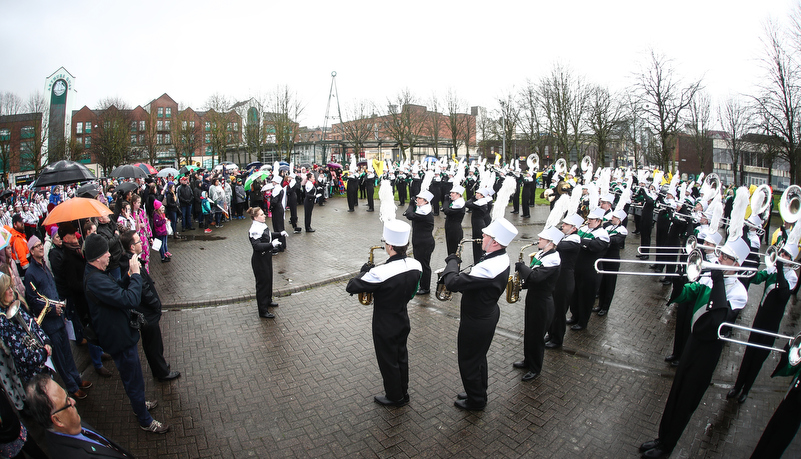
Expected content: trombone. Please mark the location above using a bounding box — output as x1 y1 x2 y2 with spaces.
763 244 801 270
717 323 801 366
596 249 760 282
637 235 699 256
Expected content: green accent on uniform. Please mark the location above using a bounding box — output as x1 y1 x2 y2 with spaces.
529 256 542 268
671 282 712 330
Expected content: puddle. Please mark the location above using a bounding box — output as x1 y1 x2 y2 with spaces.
179 235 227 241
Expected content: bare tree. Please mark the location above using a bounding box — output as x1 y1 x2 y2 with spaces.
538 63 589 161
752 21 801 183
587 85 625 167
687 91 713 175
385 89 426 161
204 93 233 165
719 97 754 186
0 92 24 116
93 97 133 175
634 50 702 172
20 92 48 175
490 91 520 163
141 108 159 165
265 86 304 162
519 81 547 162
172 109 202 167
427 94 445 157
621 91 646 168
445 89 468 161
339 100 376 158
475 106 493 157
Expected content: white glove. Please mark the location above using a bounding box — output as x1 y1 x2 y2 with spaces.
280 231 288 237
271 240 282 248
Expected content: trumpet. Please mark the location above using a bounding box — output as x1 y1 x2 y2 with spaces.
29 283 64 326
764 244 801 270
717 323 801 366
506 243 535 304
435 238 482 301
357 245 384 305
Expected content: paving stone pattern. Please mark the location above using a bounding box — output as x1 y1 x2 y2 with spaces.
63 197 801 458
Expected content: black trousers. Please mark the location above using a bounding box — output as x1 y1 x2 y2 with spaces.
458 305 500 407
304 196 315 229
572 267 600 328
548 271 574 345
252 251 274 315
373 321 410 401
750 384 801 458
414 242 434 291
670 301 691 359
523 296 554 374
366 184 375 210
597 261 619 311
140 320 170 378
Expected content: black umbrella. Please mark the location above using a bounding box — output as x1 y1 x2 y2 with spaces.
76 183 100 199
116 182 139 195
0 189 12 200
31 160 97 188
110 165 147 179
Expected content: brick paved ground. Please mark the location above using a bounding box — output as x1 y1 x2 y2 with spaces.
56 196 801 458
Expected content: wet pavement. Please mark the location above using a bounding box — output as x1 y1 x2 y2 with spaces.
63 197 801 458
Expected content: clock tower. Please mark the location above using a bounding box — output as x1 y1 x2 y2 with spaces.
44 67 76 156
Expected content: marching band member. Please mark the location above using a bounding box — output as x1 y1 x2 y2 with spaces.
521 169 536 218
636 181 657 260
512 226 562 381
640 237 749 459
442 185 466 255
567 207 609 331
247 207 284 319
441 218 517 411
345 220 422 407
546 213 583 349
403 190 435 295
465 188 491 265
595 209 628 316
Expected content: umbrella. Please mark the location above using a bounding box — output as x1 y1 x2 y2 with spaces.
43 197 113 226
31 160 97 188
258 164 272 171
326 162 342 169
179 165 199 176
278 161 289 166
116 182 139 195
134 163 157 175
0 189 12 200
157 167 180 178
244 171 271 191
423 156 438 163
75 183 99 198
279 164 290 172
110 165 147 179
356 161 367 167
246 161 263 170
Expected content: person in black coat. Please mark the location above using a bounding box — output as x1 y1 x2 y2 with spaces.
247 207 285 319
268 180 287 251
465 188 491 265
442 185 466 255
727 248 798 403
346 220 422 406
596 210 628 316
520 170 535 218
568 208 610 331
547 214 582 348
636 183 656 260
26 374 134 458
442 218 517 411
395 170 409 206
119 230 180 382
750 347 801 458
346 171 359 212
404 191 435 294
365 168 377 212
640 238 749 459
285 173 301 232
513 227 562 381
651 192 673 273
302 173 317 232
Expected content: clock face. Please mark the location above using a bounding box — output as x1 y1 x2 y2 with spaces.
53 80 66 96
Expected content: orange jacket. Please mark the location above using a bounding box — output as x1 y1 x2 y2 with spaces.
6 225 29 270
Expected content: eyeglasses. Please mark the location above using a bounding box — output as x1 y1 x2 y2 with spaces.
51 394 73 416
133 240 142 245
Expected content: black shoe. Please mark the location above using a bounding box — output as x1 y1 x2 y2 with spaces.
511 211 519 214
512 361 527 369
366 209 374 212
591 307 601 312
457 392 468 400
660 279 672 285
633 231 640 235
293 229 301 234
543 333 550 342
664 354 678 363
305 228 315 232
726 387 740 399
570 324 585 331
259 312 275 319
738 392 748 404
269 301 279 307
565 317 577 325
522 215 531 218
522 371 539 381
416 289 430 295
454 399 485 411
597 310 607 317
637 255 649 260
639 439 661 452
374 394 409 407
348 209 354 212
642 445 672 458
158 370 181 382
545 341 562 349
670 360 679 367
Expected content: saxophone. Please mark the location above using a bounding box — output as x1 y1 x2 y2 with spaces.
435 238 483 301
506 243 535 303
358 245 384 305
29 283 64 325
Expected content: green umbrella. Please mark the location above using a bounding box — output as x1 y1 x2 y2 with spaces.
244 171 271 191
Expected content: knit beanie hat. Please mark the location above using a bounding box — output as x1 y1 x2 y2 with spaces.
83 234 109 262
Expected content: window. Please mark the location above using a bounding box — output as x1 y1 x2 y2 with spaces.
190 121 195 128
165 108 171 118
104 121 110 129
205 122 210 132
165 120 170 130
157 134 163 144
84 136 91 147
0 129 9 141
131 121 137 131
205 134 211 144
139 120 145 131
233 122 238 131
131 135 137 144
20 126 34 139
84 123 91 133
182 121 187 129
76 123 82 134
157 107 163 118
164 133 171 144
157 121 163 130
139 134 144 144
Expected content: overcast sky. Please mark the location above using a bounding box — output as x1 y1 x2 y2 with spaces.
1 0 796 128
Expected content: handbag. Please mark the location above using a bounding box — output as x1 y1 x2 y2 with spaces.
151 237 162 252
166 219 173 236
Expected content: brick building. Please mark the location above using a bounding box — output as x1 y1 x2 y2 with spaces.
0 112 44 184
